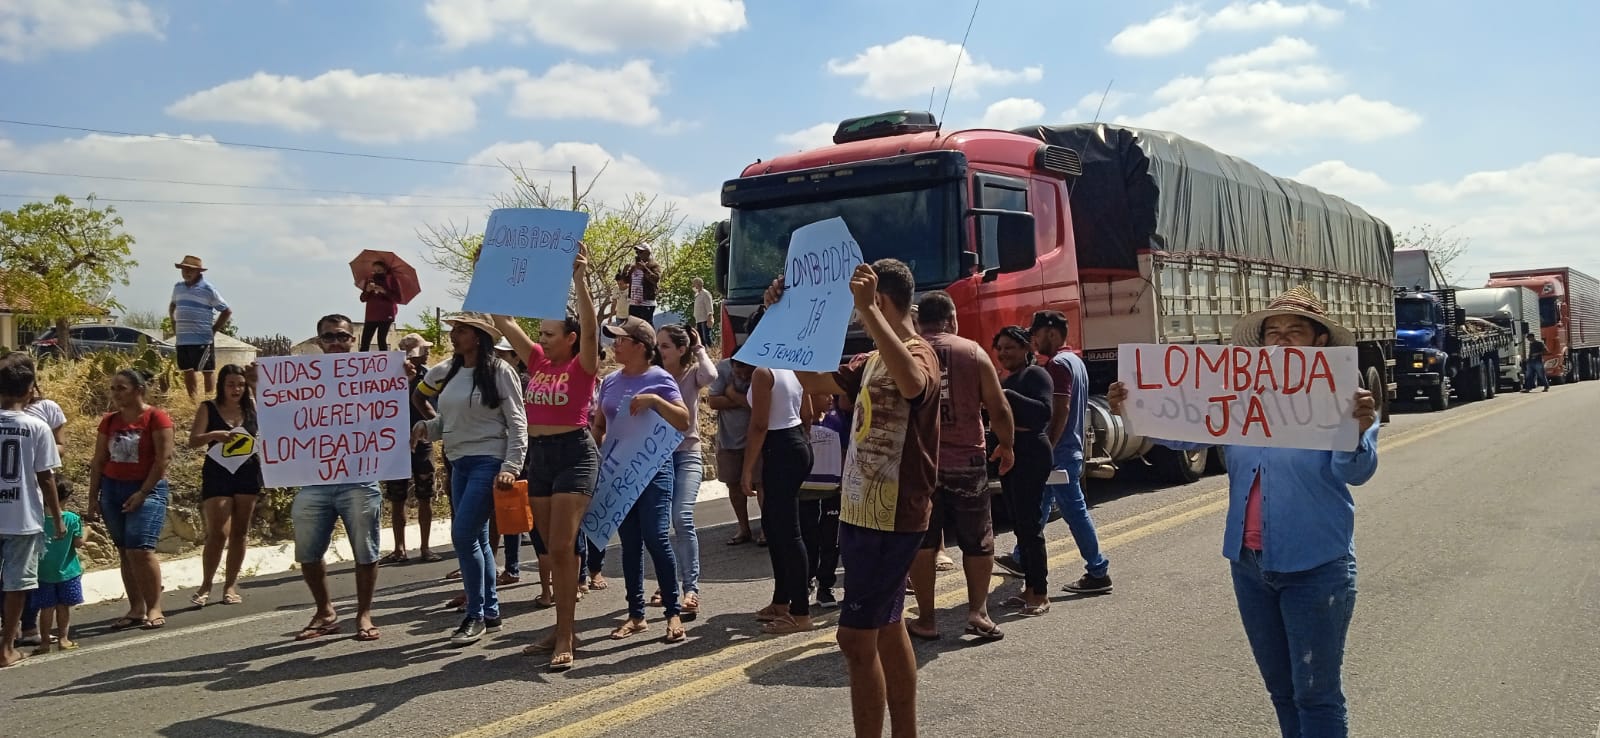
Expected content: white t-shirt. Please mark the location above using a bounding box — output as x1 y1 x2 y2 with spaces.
25 399 66 431
0 409 60 535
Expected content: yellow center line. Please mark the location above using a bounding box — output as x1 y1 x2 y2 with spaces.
453 393 1534 738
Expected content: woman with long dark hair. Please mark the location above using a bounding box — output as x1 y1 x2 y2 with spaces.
493 243 602 671
992 326 1055 616
188 364 261 607
414 314 528 646
593 316 692 644
651 323 716 616
86 368 175 630
742 310 815 634
359 259 399 351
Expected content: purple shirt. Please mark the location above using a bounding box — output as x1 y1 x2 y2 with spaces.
598 366 683 426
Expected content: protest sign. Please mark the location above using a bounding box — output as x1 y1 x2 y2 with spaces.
255 353 411 487
734 217 863 372
463 208 591 320
581 407 685 551
205 427 256 474
1117 343 1361 451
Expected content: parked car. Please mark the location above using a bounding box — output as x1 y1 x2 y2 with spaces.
31 324 176 358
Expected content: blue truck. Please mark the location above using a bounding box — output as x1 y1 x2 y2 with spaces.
1394 287 1515 411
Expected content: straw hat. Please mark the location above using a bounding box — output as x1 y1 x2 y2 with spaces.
174 255 207 271
397 332 433 357
1232 286 1355 348
441 313 503 343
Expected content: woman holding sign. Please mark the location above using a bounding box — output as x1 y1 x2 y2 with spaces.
187 363 261 608
1107 287 1379 738
492 243 603 671
414 314 528 647
593 316 692 645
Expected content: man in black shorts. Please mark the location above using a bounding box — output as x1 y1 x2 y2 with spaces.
168 255 231 400
379 335 439 564
768 258 942 738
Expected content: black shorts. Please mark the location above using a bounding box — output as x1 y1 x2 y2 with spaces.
201 461 262 500
524 429 598 497
176 344 216 372
383 447 437 502
838 523 923 630
921 464 994 556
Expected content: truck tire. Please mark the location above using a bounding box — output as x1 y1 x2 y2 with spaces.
1151 445 1207 484
1485 361 1498 398
1460 364 1484 402
1427 376 1450 411
1361 366 1388 423
1205 445 1227 475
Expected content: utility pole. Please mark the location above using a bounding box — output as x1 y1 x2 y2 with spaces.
571 165 578 211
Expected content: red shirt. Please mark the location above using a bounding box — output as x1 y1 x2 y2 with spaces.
98 407 174 482
1244 470 1263 551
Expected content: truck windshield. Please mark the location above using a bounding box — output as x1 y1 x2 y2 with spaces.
1540 296 1560 327
726 184 958 300
1396 299 1433 327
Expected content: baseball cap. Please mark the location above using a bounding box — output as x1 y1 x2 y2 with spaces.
603 316 656 345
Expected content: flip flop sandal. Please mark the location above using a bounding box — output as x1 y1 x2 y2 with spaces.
681 593 700 615
58 641 79 651
726 533 752 545
609 621 648 640
588 575 609 590
295 620 341 641
141 617 167 630
420 551 444 563
377 551 409 566
999 595 1028 609
445 569 463 580
648 591 663 608
760 616 812 635
110 616 143 631
548 651 575 672
663 625 687 643
1019 603 1051 617
497 571 521 586
190 592 210 607
907 625 942 641
355 627 381 642
222 593 244 605
964 623 1005 641
533 594 556 609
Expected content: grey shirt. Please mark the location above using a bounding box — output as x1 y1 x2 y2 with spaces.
420 358 529 475
709 359 752 451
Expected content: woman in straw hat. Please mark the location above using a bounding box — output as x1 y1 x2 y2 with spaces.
413 314 528 647
1108 286 1378 738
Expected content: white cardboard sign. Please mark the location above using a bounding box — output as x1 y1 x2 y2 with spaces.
254 353 411 487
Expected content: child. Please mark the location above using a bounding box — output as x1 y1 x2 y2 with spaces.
0 354 64 668
799 394 848 608
31 480 85 654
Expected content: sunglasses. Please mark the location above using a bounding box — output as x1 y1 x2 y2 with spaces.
320 332 355 342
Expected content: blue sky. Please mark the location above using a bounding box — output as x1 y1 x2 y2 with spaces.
3 0 1598 337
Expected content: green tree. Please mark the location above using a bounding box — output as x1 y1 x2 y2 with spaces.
0 195 137 357
655 223 718 317
121 309 165 332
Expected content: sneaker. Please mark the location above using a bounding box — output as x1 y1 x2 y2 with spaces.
485 617 503 633
450 618 486 645
816 588 839 609
993 554 1024 578
1062 574 1113 595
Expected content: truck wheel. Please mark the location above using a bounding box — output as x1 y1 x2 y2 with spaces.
1151 445 1207 484
1485 361 1498 398
1205 446 1227 475
1363 366 1388 424
1460 365 1483 402
1428 377 1450 411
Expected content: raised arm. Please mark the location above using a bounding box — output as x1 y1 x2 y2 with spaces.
851 266 924 400
574 243 600 376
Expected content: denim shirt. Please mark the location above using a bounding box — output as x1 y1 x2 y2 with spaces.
1154 424 1380 573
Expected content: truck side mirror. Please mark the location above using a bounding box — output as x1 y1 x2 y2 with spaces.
713 220 731 295
970 208 1036 281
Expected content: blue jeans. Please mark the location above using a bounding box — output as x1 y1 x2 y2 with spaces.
1011 463 1108 578
1232 548 1358 738
619 459 680 619
670 450 704 594
501 534 521 576
449 455 502 621
1523 359 1549 390
99 478 170 551
292 482 382 564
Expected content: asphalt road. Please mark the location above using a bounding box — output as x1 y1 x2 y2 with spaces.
4 384 1598 737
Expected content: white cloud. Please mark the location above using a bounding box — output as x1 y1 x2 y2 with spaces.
425 0 746 53
775 123 837 151
0 0 163 62
976 98 1047 130
1119 39 1419 153
1108 2 1342 56
1108 5 1204 56
166 68 520 144
827 35 1043 101
1293 160 1390 195
506 61 665 125
0 132 719 337
1413 154 1600 203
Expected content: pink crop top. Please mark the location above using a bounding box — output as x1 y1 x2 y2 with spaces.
524 342 597 428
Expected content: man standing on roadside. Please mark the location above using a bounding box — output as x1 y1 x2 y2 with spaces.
768 258 941 738
1522 333 1550 392
622 244 662 323
693 277 715 346
169 255 232 400
289 314 383 643
906 291 1015 642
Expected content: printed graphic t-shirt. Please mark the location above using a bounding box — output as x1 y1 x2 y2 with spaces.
925 331 988 471
832 337 941 533
0 409 60 535
524 341 597 428
98 407 174 482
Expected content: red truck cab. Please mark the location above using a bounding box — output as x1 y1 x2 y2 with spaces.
1485 267 1600 383
716 111 1082 358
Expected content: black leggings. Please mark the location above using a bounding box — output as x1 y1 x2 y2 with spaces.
760 425 813 616
799 496 840 590
360 321 393 352
1004 431 1053 595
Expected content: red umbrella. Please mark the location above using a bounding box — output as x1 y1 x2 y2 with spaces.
349 250 421 305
